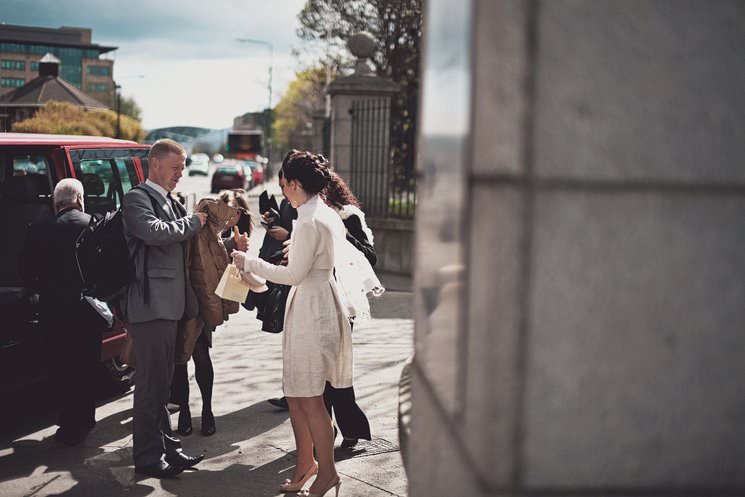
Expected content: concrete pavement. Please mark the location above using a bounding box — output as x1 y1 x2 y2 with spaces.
0 290 412 497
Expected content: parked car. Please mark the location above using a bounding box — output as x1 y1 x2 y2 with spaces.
187 153 210 176
241 159 265 187
210 160 248 193
0 133 150 396
238 161 255 190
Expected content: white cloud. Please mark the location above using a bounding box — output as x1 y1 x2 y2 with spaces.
3 0 319 130
117 52 299 129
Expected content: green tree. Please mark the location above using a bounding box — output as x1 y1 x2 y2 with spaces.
100 93 144 122
118 95 143 122
297 0 423 189
12 101 146 142
272 66 331 156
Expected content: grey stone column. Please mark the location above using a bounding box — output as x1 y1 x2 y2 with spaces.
310 109 327 156
409 1 745 496
326 32 398 179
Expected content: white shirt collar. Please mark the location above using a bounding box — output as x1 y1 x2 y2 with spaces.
145 179 169 201
297 194 320 218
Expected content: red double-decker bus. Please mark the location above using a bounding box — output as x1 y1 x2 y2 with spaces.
225 129 263 160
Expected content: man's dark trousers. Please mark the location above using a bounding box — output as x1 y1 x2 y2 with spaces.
129 319 179 466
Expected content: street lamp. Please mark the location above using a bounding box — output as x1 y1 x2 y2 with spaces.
115 84 122 139
113 75 144 140
236 37 273 162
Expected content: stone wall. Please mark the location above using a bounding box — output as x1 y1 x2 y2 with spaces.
409 1 745 496
368 218 414 275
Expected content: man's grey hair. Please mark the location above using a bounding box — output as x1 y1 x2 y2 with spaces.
53 178 84 212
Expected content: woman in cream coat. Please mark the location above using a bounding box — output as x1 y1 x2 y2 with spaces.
233 150 349 497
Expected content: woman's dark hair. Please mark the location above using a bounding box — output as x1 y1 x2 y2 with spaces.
324 171 360 209
281 149 331 195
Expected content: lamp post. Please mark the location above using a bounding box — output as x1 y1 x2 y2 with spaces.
113 75 144 140
115 84 122 139
236 37 273 162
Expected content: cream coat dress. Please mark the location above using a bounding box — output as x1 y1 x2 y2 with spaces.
242 194 353 397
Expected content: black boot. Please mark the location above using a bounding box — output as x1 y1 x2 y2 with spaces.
201 410 216 436
177 406 193 436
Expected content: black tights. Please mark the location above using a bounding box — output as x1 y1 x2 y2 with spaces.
171 338 214 414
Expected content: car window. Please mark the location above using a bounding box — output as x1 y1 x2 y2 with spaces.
114 158 138 195
0 154 53 201
70 148 147 215
78 159 119 215
216 167 239 176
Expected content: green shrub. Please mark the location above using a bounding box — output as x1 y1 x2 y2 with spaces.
11 101 146 142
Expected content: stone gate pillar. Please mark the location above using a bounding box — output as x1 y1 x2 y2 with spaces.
326 32 398 180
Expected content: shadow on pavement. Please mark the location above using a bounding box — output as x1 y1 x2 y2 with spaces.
161 453 299 497
181 401 290 460
0 386 133 448
0 400 290 497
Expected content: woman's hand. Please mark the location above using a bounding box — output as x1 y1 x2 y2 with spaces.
267 226 289 241
280 239 291 266
231 250 247 269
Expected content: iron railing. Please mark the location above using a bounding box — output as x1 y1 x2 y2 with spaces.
349 98 416 219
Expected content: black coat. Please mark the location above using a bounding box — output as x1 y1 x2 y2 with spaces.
343 214 376 267
246 198 298 333
19 207 92 317
258 198 297 263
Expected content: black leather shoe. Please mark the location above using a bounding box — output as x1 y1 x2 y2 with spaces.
267 397 289 410
165 448 204 468
177 408 193 436
163 433 182 450
200 411 216 436
340 438 359 449
135 459 184 479
55 427 88 447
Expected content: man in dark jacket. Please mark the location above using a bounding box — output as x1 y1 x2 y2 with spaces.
18 178 98 446
254 172 297 411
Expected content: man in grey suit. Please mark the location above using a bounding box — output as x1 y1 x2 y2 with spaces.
123 138 207 478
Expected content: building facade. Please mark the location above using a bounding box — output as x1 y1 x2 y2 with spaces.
0 24 116 104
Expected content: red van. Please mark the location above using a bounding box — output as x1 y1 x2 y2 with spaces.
0 133 150 395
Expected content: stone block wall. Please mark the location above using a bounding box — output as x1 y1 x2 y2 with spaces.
409 1 745 495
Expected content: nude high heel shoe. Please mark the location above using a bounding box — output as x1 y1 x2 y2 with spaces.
279 463 318 493
297 475 341 497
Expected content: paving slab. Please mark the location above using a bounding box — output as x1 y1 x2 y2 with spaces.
0 292 412 497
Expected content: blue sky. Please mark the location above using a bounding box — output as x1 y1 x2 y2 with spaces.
1 0 313 129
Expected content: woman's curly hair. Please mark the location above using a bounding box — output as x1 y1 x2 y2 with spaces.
281 149 331 195
323 171 360 209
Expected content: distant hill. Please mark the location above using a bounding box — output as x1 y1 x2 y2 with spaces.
145 126 211 143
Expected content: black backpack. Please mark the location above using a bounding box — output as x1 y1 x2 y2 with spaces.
75 185 158 303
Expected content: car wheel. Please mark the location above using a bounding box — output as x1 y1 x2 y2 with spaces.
97 356 133 395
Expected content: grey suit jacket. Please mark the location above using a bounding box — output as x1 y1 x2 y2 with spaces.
122 183 202 324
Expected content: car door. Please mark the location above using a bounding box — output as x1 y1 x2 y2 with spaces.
68 147 148 216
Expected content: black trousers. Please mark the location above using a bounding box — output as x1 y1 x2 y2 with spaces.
323 382 371 441
44 307 101 434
